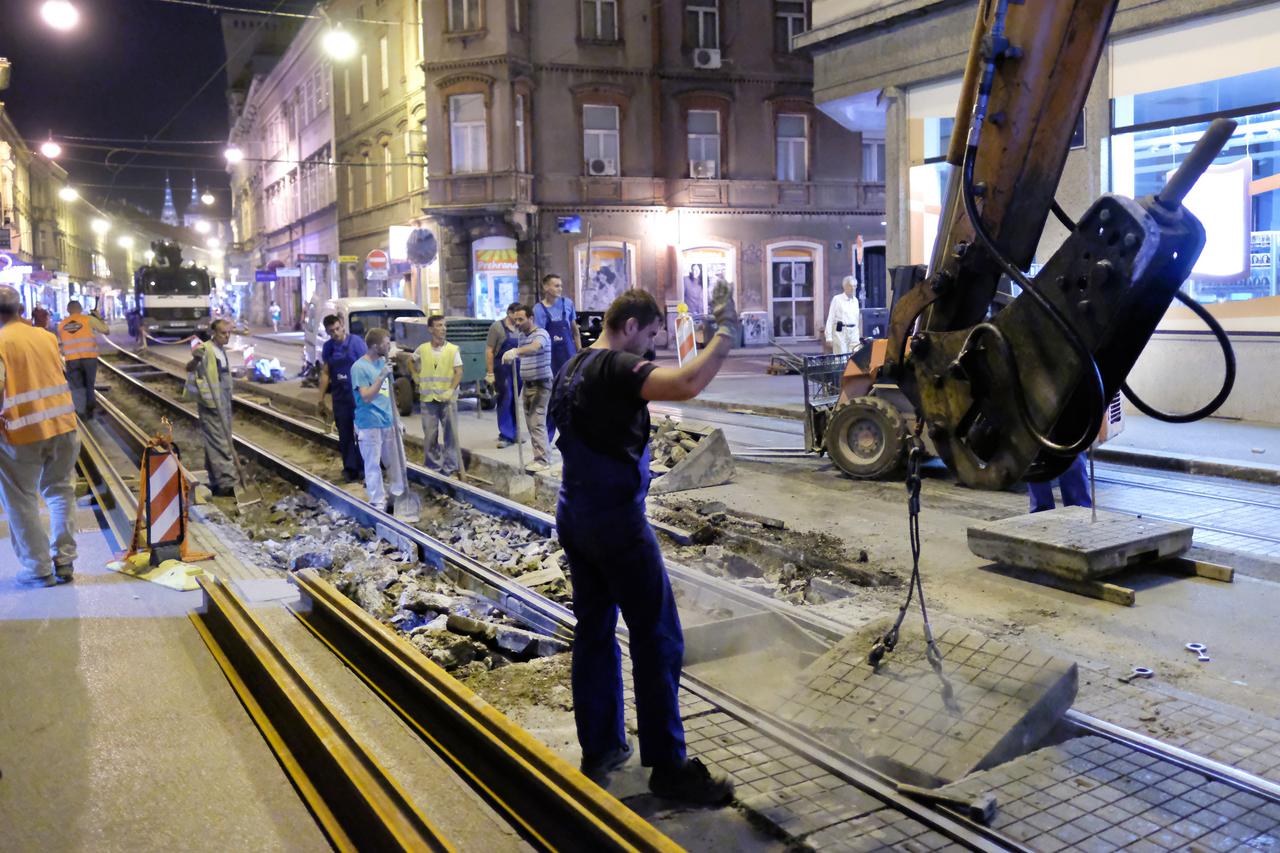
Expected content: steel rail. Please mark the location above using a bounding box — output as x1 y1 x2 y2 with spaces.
95 349 1026 851
75 414 140 549
91 393 676 852
290 570 682 853
191 574 453 852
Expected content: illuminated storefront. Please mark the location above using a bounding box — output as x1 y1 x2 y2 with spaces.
471 235 519 320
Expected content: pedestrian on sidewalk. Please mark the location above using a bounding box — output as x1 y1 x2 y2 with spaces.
351 328 403 511
0 286 80 587
501 304 552 473
30 306 53 334
485 303 521 448
57 300 109 418
550 285 739 804
824 276 862 354
186 318 238 498
1028 454 1092 513
318 313 368 482
269 301 282 333
413 315 463 478
533 274 581 444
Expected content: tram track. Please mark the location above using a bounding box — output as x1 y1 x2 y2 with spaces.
93 343 1280 851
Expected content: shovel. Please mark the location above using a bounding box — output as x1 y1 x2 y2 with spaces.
511 360 527 469
216 397 263 509
387 375 421 523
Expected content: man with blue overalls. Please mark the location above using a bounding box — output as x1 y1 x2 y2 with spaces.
484 303 522 448
318 314 368 482
533 274 581 442
551 285 738 805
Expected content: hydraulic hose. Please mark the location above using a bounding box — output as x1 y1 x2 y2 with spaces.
1121 289 1236 422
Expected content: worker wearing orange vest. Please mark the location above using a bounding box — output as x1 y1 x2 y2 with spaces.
0 285 81 588
57 299 109 418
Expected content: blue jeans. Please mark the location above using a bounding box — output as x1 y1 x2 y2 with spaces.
557 498 686 768
1029 454 1092 513
332 393 362 480
420 399 460 475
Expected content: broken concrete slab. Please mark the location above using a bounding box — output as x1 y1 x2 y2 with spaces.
769 619 1077 788
967 506 1192 581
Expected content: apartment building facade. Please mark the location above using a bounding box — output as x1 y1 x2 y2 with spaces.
330 0 438 309
422 0 886 343
227 14 339 330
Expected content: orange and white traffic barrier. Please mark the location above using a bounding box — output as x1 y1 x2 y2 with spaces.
675 304 698 366
125 423 213 566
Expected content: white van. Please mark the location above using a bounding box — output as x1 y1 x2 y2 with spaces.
312 297 426 411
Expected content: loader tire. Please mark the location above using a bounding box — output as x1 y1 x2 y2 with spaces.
394 376 415 416
825 396 906 479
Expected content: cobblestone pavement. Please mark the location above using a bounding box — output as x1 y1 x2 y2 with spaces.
939 736 1280 852
1076 676 1280 784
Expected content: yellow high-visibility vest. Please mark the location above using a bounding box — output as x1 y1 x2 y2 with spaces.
0 322 77 444
57 314 99 361
415 341 459 402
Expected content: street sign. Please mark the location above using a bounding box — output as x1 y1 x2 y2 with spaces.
255 270 277 282
366 269 389 280
275 267 301 277
338 254 359 263
366 249 389 271
297 253 330 263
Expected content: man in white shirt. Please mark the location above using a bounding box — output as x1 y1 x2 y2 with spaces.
825 276 862 354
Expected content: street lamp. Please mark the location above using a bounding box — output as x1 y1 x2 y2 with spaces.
90 218 110 235
40 139 62 159
194 220 211 235
323 25 358 61
144 250 155 262
117 235 134 250
224 146 244 164
58 186 78 201
201 190 215 205
40 0 79 31
206 237 221 249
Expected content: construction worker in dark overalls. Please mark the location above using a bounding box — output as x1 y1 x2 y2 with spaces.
318 314 368 482
484 303 522 448
533 273 581 443
550 285 738 804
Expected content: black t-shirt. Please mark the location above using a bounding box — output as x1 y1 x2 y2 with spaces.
554 348 657 464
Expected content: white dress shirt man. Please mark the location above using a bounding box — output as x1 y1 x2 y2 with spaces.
825 276 862 353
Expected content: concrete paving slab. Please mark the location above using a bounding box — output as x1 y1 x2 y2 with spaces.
967 506 1193 580
770 620 1077 787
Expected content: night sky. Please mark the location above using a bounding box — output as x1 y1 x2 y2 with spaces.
1 0 312 216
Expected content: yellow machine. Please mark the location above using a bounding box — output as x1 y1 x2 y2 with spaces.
811 0 1236 487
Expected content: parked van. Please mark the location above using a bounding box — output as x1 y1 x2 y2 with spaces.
311 297 426 412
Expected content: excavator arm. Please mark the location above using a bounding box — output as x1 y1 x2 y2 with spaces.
882 0 1236 490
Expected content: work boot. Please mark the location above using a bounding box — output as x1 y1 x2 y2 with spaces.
16 570 57 589
54 563 74 584
649 758 734 805
580 740 633 781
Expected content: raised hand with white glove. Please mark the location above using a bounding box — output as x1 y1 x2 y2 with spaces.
501 349 519 365
710 281 740 347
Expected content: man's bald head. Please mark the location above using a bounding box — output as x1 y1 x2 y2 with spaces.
0 286 21 319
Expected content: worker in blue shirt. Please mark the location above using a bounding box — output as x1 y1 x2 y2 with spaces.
551 285 738 805
532 274 580 442
318 314 368 482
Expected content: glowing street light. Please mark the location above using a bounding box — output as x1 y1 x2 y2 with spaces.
144 250 155 262
90 218 110 235
206 237 221 249
117 235 135 250
323 25 358 61
41 0 80 31
201 190 215 205
194 220 212 235
224 146 244 164
40 139 62 159
58 186 78 201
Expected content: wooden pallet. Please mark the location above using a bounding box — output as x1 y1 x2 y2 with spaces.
984 556 1234 607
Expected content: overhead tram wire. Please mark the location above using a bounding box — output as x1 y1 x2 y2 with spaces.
102 0 295 202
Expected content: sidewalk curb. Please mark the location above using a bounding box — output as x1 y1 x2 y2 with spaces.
1094 446 1280 486
685 396 806 422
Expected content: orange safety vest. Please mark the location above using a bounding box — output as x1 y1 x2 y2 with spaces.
57 314 99 361
0 322 77 445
